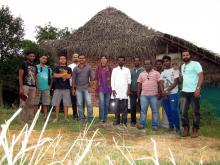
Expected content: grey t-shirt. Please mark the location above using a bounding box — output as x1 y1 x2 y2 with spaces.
72 64 94 90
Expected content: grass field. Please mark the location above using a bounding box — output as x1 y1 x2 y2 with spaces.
1 107 220 164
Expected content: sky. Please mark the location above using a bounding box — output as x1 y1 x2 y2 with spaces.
1 0 220 55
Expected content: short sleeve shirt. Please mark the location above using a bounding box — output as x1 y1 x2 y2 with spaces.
137 70 160 96
36 65 53 90
53 66 72 89
19 61 37 87
160 68 179 94
181 61 203 92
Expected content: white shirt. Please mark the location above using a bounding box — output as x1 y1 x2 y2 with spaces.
160 68 179 94
68 63 78 86
111 66 131 99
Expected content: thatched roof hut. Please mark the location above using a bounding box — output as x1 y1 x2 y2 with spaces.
42 7 220 84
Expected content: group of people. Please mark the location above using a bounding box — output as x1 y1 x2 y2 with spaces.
18 50 203 138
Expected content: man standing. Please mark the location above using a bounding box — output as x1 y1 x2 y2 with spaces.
130 57 144 126
137 60 160 130
19 51 37 125
155 59 169 128
34 54 52 121
68 53 79 120
72 54 94 122
51 53 72 122
181 51 204 138
160 56 180 133
111 56 131 126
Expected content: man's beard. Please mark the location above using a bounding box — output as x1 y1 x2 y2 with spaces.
183 57 191 62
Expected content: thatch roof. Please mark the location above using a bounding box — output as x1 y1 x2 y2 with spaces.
42 7 220 65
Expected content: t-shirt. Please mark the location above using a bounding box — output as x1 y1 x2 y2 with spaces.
72 64 94 90
53 66 72 89
19 61 37 87
181 61 203 92
160 68 179 94
36 65 52 91
137 70 160 96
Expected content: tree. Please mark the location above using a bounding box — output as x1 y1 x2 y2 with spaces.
35 22 70 43
0 5 24 106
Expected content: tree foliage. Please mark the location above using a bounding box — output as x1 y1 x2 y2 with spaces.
35 22 70 43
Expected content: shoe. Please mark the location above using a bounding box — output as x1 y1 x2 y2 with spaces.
122 123 127 127
53 118 58 123
152 127 159 131
137 125 145 130
191 128 199 138
130 123 136 127
182 127 190 137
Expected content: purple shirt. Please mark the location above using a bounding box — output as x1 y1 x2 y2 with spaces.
95 66 112 93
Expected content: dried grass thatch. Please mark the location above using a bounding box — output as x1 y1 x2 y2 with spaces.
41 7 220 83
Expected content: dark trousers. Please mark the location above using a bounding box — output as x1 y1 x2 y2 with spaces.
114 99 128 124
71 93 78 118
181 92 200 129
130 91 140 124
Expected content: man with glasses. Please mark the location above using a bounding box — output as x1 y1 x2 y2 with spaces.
34 54 52 121
181 51 204 138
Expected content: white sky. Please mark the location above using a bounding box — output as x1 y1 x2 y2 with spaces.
1 0 220 55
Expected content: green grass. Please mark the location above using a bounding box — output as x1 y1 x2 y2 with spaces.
1 107 220 138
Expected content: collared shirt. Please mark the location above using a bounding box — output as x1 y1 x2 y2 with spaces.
72 64 94 91
68 63 78 86
111 66 131 99
160 68 179 94
181 61 203 92
130 67 144 92
137 70 160 96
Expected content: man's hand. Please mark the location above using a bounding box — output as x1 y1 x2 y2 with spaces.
194 89 200 97
72 89 76 96
112 90 117 98
35 89 39 96
127 89 131 96
19 86 24 96
161 92 168 100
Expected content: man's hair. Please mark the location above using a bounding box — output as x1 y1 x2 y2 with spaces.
144 59 153 65
72 53 79 58
162 55 171 62
79 54 86 58
118 55 125 60
181 50 190 55
25 50 36 56
155 59 163 64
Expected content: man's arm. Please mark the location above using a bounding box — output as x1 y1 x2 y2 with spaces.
111 69 117 97
195 72 204 97
166 78 179 92
137 82 142 98
19 69 24 95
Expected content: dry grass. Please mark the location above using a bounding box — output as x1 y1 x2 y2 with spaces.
1 107 220 164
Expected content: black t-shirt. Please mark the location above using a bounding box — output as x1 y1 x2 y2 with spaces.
53 66 72 89
19 61 37 87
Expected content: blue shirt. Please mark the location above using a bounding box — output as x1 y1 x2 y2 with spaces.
36 65 52 91
181 61 203 92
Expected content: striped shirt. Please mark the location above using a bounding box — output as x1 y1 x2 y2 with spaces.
137 70 160 96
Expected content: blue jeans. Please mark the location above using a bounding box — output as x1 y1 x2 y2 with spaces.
162 93 180 130
140 96 159 128
99 92 111 121
76 89 93 122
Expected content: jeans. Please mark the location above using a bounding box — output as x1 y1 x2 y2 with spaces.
71 92 78 118
99 92 111 121
181 92 200 129
130 91 140 124
157 99 169 128
114 99 128 124
162 93 180 130
140 96 159 128
76 89 93 122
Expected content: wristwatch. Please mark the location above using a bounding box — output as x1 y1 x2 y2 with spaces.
196 86 201 90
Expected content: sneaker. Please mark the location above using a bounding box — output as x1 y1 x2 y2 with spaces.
137 125 145 130
152 127 159 131
52 118 58 123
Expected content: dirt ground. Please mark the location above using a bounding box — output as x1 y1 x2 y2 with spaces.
8 122 220 164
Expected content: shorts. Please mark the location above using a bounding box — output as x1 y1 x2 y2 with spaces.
51 89 71 107
34 89 50 105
